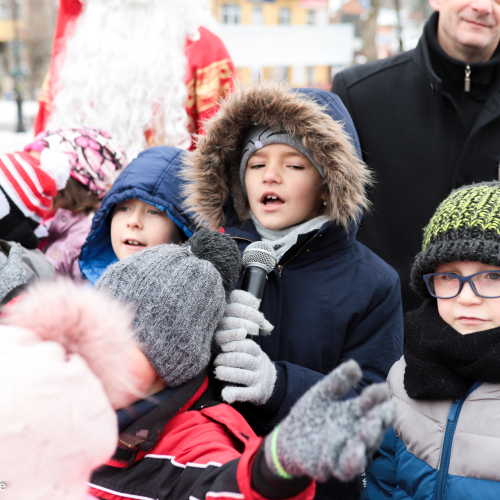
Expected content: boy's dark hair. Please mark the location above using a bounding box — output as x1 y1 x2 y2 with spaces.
53 177 99 215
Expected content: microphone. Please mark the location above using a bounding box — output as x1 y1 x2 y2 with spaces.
241 242 277 301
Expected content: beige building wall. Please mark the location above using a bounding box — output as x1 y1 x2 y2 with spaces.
210 0 330 87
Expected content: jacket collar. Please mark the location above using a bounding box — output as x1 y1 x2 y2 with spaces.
412 12 443 96
226 217 355 264
413 12 500 119
110 371 211 468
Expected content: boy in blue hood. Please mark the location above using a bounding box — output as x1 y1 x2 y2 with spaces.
182 81 404 500
80 146 194 283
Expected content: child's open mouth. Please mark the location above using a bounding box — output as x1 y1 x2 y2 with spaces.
261 194 284 206
124 240 146 247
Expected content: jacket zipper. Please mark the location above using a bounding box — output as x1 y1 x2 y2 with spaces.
434 381 482 500
277 234 318 276
118 438 133 448
464 65 471 92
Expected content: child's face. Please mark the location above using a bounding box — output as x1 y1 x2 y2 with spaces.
111 198 181 260
244 144 327 230
435 261 500 334
119 345 165 408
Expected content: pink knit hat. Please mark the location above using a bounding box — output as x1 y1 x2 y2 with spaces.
25 127 127 198
0 279 141 500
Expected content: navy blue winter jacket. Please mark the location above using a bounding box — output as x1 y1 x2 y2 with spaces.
226 217 403 435
181 82 404 499
79 146 195 283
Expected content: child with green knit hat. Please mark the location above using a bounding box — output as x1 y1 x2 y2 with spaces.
361 181 500 500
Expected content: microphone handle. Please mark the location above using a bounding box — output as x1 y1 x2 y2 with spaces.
240 265 268 301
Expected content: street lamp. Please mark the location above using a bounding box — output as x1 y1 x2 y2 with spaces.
11 0 25 132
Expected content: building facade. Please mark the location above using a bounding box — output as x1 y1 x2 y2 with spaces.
210 0 341 88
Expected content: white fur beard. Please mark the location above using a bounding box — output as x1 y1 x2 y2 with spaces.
49 0 216 160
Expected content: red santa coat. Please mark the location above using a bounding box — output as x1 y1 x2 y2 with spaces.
35 0 236 148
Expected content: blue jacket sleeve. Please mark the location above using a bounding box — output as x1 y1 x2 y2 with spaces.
360 427 398 500
339 270 404 395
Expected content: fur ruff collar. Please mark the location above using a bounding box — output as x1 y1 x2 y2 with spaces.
181 80 373 230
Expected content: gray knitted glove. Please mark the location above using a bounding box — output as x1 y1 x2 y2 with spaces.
214 290 276 405
264 360 395 482
0 243 26 303
218 290 273 336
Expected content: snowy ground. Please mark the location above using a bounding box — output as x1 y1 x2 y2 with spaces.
0 130 35 154
0 99 38 154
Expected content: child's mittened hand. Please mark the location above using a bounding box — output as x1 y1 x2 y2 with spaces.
214 335 277 405
264 360 396 483
214 290 276 405
217 290 273 336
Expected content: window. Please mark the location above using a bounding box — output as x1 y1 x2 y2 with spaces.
221 4 241 24
250 67 263 79
252 6 263 24
278 7 291 25
0 3 8 20
270 66 290 81
307 10 316 25
293 66 306 86
307 66 315 85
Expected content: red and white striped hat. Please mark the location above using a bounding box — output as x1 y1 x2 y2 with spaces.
0 151 58 224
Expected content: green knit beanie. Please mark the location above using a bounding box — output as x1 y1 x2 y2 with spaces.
410 182 500 298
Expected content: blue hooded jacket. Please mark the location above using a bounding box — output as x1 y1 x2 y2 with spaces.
181 82 404 499
79 146 195 284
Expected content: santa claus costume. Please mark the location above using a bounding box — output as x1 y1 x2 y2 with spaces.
35 0 236 159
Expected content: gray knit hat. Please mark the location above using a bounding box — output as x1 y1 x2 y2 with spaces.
410 182 500 298
95 229 241 387
239 125 325 196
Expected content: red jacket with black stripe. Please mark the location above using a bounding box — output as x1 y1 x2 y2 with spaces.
89 374 315 500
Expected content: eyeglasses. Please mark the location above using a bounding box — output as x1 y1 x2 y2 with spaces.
423 271 500 299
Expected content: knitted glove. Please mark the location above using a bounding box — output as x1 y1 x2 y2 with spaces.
0 243 26 303
214 290 276 405
264 360 395 483
217 289 273 336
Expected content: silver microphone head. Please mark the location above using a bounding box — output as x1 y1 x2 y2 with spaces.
242 241 277 274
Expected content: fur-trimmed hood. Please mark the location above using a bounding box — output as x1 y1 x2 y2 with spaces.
182 80 372 231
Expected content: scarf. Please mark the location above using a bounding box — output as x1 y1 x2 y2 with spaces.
250 212 329 261
404 300 500 400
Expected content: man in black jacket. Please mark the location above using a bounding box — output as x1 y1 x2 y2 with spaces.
332 0 500 312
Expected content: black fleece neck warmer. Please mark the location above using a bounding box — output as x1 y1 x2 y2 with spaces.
404 300 500 400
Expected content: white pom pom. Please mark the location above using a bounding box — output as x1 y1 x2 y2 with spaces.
40 149 72 190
